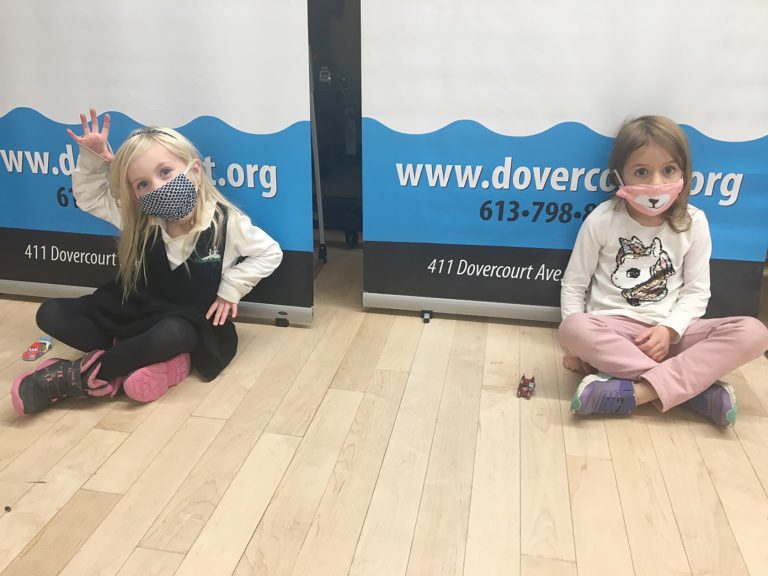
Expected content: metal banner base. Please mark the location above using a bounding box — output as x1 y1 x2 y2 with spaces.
363 291 561 324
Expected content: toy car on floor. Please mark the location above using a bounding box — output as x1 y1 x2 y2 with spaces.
22 336 53 361
517 374 536 399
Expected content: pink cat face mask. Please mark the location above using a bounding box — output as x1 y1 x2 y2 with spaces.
614 170 683 216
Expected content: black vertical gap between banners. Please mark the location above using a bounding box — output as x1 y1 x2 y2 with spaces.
308 0 363 250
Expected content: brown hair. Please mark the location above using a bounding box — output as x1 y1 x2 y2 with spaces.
609 115 692 231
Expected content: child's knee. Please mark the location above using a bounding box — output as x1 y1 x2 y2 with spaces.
153 317 197 350
559 313 590 338
558 313 593 348
738 316 768 357
36 299 61 332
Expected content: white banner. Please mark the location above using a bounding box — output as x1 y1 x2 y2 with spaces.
1 0 314 319
362 0 768 320
363 0 768 140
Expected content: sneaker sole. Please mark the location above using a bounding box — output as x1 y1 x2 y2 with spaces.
720 383 738 427
123 354 191 403
11 358 61 416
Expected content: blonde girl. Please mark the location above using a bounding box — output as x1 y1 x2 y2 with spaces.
12 109 282 415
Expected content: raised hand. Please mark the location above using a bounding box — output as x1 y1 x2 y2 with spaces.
66 108 114 162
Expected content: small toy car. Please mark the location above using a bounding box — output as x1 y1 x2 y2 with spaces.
22 336 53 361
517 374 536 399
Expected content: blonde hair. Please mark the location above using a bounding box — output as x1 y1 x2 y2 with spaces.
108 127 240 298
608 115 692 232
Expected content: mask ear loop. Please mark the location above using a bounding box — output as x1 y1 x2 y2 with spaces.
182 161 195 176
612 169 625 188
183 161 202 194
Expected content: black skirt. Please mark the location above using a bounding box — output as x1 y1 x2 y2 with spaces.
87 206 238 381
88 280 237 381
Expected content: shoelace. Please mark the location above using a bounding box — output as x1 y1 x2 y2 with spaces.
596 389 630 413
42 366 76 403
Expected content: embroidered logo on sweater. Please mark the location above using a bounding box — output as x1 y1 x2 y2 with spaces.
610 236 675 307
190 247 222 265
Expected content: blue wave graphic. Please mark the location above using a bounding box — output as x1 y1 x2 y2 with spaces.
363 118 768 262
0 107 312 252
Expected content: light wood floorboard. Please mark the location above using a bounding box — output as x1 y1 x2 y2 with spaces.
0 248 766 576
464 388 521 576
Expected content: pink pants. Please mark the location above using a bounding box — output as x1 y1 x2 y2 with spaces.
559 313 768 411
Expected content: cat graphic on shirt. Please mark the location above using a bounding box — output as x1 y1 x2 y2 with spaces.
610 236 676 307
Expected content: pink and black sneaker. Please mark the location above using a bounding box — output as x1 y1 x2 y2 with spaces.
11 350 118 415
122 353 191 403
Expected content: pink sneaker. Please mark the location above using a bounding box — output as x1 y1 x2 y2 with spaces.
122 353 191 403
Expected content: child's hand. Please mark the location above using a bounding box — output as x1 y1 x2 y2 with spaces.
66 108 114 162
206 296 238 326
562 352 594 374
634 325 675 362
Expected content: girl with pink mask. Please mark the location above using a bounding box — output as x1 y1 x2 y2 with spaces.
559 115 768 426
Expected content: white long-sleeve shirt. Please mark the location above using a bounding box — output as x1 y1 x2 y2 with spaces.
560 199 711 340
73 146 283 304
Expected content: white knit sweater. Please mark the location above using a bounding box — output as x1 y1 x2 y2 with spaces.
560 198 711 340
72 146 283 304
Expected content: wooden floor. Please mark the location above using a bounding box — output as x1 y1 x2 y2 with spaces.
1 246 767 576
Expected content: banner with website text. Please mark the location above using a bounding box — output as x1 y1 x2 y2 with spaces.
361 0 768 320
0 0 313 322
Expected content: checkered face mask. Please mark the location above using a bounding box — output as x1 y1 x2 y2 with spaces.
138 164 198 221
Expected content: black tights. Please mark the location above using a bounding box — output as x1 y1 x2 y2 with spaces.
36 297 198 380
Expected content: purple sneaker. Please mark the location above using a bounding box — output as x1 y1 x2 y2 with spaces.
684 382 737 427
571 373 636 416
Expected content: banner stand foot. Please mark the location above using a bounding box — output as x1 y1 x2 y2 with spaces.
421 310 433 323
275 317 290 328
319 243 328 263
345 230 359 248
